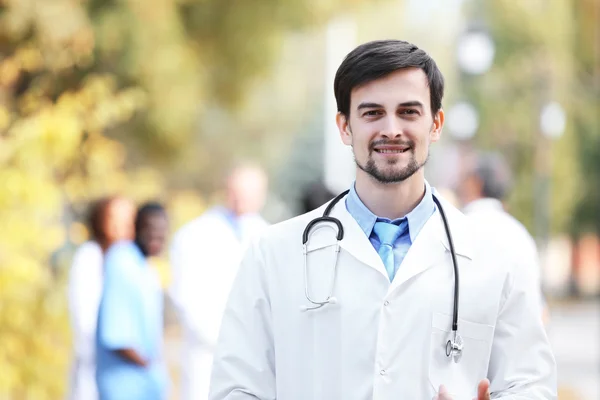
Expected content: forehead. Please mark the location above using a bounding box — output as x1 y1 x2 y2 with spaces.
106 198 134 217
142 213 168 230
350 67 431 109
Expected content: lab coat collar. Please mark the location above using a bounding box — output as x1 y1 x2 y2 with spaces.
320 190 474 283
432 189 474 260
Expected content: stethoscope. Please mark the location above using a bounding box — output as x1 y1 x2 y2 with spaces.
300 190 463 363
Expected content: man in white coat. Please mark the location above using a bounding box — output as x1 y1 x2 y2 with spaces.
208 40 557 400
169 164 269 400
457 151 550 323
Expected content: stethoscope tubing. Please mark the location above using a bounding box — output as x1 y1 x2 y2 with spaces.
301 190 461 361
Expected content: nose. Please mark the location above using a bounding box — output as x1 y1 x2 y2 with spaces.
380 115 403 138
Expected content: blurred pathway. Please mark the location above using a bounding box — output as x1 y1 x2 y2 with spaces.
547 299 600 400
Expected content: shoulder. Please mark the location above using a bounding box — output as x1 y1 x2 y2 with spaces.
432 194 476 256
252 206 326 255
172 209 226 241
468 208 537 253
69 241 103 281
72 241 103 262
104 241 142 272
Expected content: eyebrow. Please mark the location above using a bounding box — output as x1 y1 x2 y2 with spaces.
398 101 424 109
356 101 424 110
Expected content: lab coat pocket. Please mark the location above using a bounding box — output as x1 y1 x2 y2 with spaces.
428 312 494 400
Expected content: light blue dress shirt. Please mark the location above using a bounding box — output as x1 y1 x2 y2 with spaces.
95 242 168 400
345 181 436 279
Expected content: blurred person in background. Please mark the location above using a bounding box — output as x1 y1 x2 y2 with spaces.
457 151 549 323
169 163 269 400
67 196 135 400
299 180 336 214
95 202 169 400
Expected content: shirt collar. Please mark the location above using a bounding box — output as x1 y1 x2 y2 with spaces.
345 180 436 243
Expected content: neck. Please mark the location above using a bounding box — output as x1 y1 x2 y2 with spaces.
462 193 482 208
354 170 426 220
98 240 110 254
134 239 149 258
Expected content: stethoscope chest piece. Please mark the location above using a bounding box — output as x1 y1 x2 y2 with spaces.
446 331 464 363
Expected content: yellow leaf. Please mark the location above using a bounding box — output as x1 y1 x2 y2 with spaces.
0 106 10 131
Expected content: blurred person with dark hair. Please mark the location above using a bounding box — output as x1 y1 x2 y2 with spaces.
457 151 549 322
95 202 169 400
67 196 135 400
169 164 270 400
299 181 336 214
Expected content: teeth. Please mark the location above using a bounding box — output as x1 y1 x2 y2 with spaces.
377 149 406 153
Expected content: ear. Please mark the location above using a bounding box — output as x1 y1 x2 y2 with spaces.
430 109 444 143
336 112 353 146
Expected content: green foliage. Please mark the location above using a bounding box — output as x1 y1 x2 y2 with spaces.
87 0 367 155
464 0 584 235
0 0 371 397
569 0 600 236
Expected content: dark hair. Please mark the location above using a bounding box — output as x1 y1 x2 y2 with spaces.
334 40 445 117
473 152 513 200
87 197 113 244
300 182 336 214
135 202 166 235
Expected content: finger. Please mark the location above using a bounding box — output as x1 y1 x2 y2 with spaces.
439 384 449 395
437 385 452 400
477 379 491 400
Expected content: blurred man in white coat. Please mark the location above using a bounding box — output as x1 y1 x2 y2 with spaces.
169 164 269 400
457 151 548 322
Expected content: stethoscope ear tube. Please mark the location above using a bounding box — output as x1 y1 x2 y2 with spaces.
301 190 349 245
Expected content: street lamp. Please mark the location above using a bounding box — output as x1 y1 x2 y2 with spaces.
446 101 480 141
456 29 496 76
452 27 495 142
535 100 566 263
540 101 567 140
441 26 495 189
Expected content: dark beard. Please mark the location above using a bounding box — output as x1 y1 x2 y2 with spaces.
355 148 428 184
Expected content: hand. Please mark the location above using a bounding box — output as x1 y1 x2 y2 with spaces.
433 379 491 400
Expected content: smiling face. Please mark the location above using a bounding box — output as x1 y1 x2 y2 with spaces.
336 67 444 185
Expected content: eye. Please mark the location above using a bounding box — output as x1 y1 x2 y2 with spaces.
400 109 419 115
363 110 383 117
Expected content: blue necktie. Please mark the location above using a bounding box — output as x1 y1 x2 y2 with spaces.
373 221 407 281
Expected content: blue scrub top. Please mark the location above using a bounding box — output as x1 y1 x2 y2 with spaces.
95 241 168 400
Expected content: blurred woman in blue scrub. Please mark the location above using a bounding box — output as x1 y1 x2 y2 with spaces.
95 202 169 400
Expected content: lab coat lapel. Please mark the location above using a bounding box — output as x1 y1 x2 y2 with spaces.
388 212 447 292
389 196 473 293
328 200 389 278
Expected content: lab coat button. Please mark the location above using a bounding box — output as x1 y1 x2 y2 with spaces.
384 300 390 306
380 369 386 375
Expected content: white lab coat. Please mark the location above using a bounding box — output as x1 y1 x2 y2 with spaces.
169 208 269 400
67 241 103 400
463 198 542 295
209 193 557 399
